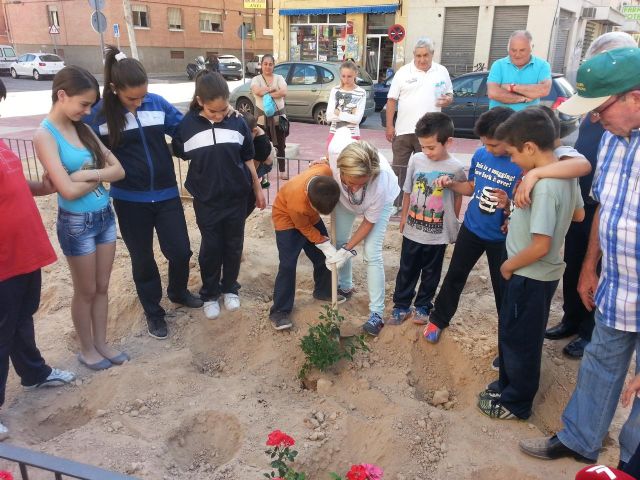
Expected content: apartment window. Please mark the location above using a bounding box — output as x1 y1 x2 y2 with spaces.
168 7 182 30
47 5 60 27
170 50 184 59
200 12 223 32
132 5 149 28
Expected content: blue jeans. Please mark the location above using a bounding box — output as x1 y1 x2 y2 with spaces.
56 206 116 257
334 201 393 316
557 311 640 462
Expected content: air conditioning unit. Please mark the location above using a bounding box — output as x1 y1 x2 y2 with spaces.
582 7 596 18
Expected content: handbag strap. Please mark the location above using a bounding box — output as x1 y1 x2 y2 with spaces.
260 73 271 88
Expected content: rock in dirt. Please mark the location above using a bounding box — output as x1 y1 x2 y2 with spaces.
431 389 449 406
316 378 333 395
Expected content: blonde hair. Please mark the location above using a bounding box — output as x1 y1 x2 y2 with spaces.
339 60 358 88
337 141 380 178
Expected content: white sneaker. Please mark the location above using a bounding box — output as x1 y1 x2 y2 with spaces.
24 367 76 390
0 419 8 441
223 293 240 311
204 300 220 319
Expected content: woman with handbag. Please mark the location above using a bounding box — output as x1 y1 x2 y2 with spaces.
250 54 289 179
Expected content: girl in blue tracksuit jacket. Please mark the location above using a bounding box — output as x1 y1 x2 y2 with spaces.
172 71 265 321
84 45 201 341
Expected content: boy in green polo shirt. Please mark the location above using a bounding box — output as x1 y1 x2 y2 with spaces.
477 107 584 420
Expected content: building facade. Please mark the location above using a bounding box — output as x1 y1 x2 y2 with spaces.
272 0 639 83
1 0 274 73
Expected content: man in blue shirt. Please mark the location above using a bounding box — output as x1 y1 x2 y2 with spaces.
519 47 640 471
487 30 551 111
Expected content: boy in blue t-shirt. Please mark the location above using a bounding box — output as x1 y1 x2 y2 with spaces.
423 107 522 345
477 107 584 420
390 112 467 325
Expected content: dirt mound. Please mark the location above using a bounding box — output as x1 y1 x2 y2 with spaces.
1 201 625 479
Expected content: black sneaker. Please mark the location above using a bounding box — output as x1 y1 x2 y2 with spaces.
477 397 519 420
337 288 354 299
312 292 346 304
169 291 204 308
270 313 293 331
147 316 168 339
478 388 501 402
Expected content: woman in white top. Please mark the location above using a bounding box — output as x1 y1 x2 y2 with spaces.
250 54 289 179
326 61 366 146
326 128 400 336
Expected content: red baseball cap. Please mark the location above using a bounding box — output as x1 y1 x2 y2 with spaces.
576 465 636 480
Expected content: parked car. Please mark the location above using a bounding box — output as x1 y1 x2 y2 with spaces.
379 71 580 138
218 55 243 80
0 45 17 74
246 54 264 75
10 53 64 80
229 60 376 125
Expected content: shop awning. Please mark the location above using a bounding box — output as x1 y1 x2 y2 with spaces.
279 4 399 15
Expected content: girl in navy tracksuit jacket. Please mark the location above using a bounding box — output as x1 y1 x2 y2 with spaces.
84 45 201 340
173 71 265 320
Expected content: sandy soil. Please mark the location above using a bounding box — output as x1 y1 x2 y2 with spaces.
0 196 632 480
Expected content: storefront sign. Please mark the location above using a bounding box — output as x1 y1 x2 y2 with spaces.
244 0 266 8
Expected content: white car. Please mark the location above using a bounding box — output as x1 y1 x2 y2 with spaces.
246 54 264 75
10 53 65 80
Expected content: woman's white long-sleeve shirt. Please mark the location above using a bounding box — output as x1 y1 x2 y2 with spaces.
326 85 366 138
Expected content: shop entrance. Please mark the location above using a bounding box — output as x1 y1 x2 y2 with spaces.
365 34 394 83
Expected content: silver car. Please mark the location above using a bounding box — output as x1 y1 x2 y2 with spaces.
229 60 375 125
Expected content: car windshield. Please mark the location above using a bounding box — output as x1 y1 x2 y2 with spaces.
40 54 62 62
3 47 15 57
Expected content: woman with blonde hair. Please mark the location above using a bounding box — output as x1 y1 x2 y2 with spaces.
326 128 400 335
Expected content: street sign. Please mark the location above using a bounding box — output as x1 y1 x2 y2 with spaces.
48 24 60 35
388 24 406 43
91 11 108 33
113 23 120 38
244 0 265 8
237 23 250 39
87 0 105 10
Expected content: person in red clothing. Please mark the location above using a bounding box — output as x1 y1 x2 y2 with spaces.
0 78 75 441
269 164 341 330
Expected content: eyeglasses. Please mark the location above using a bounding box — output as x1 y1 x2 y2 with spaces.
590 96 620 120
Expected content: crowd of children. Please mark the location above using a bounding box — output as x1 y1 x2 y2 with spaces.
3 50 627 451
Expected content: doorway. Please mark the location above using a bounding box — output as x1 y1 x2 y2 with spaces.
365 34 393 83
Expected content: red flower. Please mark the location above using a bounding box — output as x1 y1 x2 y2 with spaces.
266 430 295 448
0 471 13 480
346 464 368 480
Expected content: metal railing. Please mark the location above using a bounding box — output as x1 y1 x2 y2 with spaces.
8 138 407 209
0 443 137 480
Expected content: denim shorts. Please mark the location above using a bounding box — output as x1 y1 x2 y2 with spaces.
56 205 117 256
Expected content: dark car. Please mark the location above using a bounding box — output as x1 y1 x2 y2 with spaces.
379 71 580 138
218 55 243 80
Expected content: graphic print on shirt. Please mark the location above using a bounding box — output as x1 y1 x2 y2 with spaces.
406 171 453 234
333 90 365 134
473 160 519 215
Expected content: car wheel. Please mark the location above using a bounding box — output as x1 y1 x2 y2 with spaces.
236 97 254 115
33 69 41 81
313 103 328 125
10 68 17 79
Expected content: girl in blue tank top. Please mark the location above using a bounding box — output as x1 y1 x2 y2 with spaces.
34 66 127 372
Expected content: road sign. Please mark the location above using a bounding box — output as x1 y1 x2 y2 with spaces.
387 24 406 43
91 11 108 33
87 0 105 10
48 24 60 35
113 23 120 38
237 23 250 39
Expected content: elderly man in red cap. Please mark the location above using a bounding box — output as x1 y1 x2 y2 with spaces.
518 46 640 471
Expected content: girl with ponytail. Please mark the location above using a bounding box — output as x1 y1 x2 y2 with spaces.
34 65 126 370
84 45 201 341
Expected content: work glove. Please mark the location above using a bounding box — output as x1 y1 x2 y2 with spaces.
316 240 337 259
325 246 357 270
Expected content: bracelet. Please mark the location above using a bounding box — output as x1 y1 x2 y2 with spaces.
96 169 101 183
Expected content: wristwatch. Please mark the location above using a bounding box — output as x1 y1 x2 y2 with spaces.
509 83 516 93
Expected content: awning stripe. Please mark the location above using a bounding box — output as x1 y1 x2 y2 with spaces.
280 4 398 15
